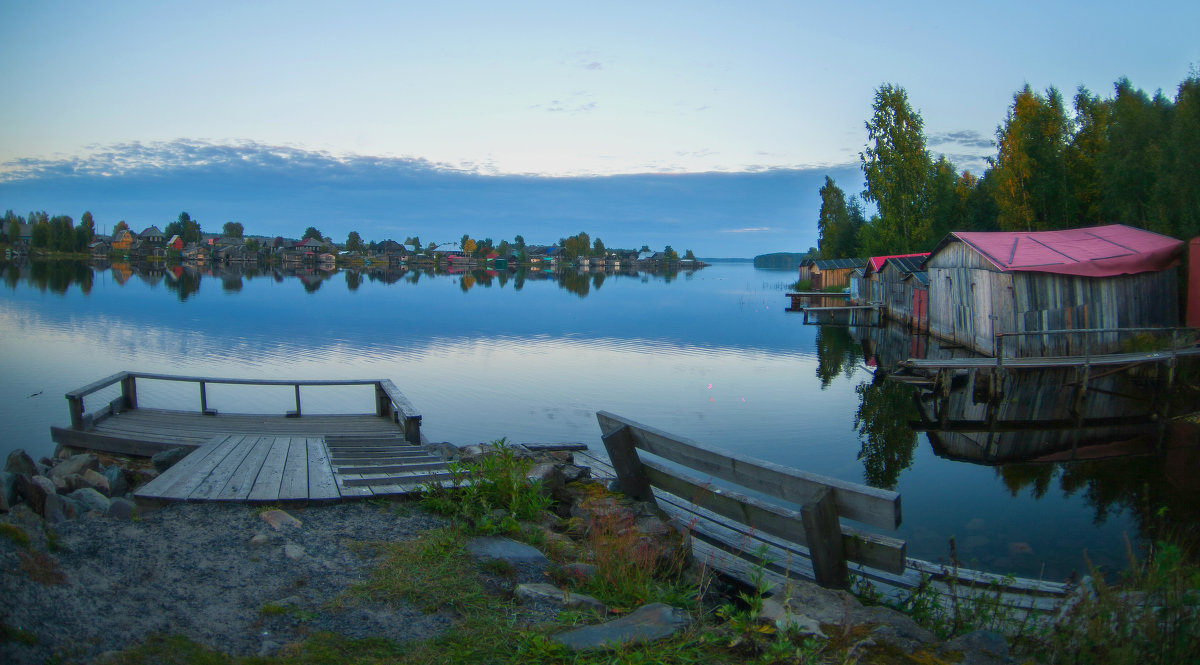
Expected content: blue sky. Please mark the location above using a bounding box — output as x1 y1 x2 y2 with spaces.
1 1 1197 256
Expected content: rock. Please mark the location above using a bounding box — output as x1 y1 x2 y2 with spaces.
70 487 111 514
249 533 271 547
283 541 305 560
81 469 112 496
106 497 136 520
759 599 825 637
43 492 66 521
103 466 130 497
260 509 302 530
131 468 158 488
516 583 606 613
48 453 99 480
526 463 565 496
51 474 71 493
559 464 589 483
424 442 459 460
151 447 191 473
466 537 550 565
27 475 58 516
5 449 38 476
0 471 18 511
552 603 691 650
938 630 1013 665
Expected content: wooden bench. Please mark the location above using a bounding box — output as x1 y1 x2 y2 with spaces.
597 411 905 590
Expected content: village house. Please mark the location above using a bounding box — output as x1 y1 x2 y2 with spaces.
878 255 930 327
110 229 135 253
858 253 929 304
924 224 1184 356
139 226 165 245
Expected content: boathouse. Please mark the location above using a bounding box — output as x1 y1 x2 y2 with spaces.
860 253 930 304
925 224 1184 356
810 258 867 291
847 267 865 303
878 255 929 325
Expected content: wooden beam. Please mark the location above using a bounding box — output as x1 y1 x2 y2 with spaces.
596 411 901 530
599 424 656 504
801 487 848 589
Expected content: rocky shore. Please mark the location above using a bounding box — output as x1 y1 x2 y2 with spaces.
1 444 1017 664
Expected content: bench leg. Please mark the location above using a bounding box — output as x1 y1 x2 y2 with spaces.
802 487 848 589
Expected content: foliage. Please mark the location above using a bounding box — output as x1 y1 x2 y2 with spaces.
853 372 918 490
1032 539 1200 664
992 85 1073 232
165 212 202 244
345 230 363 252
816 176 864 259
420 439 552 534
302 226 323 241
221 221 244 238
860 83 934 254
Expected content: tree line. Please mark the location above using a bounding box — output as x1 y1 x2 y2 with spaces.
817 72 1200 259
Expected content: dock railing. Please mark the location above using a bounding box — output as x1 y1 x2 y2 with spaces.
65 371 423 445
994 326 1198 361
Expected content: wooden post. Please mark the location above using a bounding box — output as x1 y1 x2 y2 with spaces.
287 384 302 418
121 374 138 410
199 381 217 415
801 487 848 589
375 382 390 418
600 425 657 505
403 414 422 445
68 395 85 430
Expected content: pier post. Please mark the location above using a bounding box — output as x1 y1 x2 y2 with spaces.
801 487 848 589
601 425 656 505
120 373 138 410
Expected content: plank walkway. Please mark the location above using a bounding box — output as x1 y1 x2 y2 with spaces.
576 450 1070 614
133 432 455 502
901 346 1200 371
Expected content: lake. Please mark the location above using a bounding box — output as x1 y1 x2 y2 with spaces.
2 258 1195 581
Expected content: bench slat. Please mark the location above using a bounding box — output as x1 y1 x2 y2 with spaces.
597 411 900 530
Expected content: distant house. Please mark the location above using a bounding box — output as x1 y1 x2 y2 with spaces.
111 229 135 252
167 235 184 251
847 268 865 303
89 239 111 259
925 224 1184 356
796 257 816 284
139 226 165 245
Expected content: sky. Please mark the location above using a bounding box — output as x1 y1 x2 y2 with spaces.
1 0 1197 256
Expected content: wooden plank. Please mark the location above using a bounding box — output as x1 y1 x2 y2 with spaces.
334 462 448 474
597 411 901 530
247 437 291 501
306 437 340 500
801 487 848 589
332 472 374 497
216 436 275 500
51 426 203 457
66 371 130 399
277 436 310 500
600 425 656 504
134 434 244 500
642 460 906 573
341 470 455 487
190 436 259 500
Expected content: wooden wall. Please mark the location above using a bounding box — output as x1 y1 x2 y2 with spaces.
879 264 915 325
927 240 1180 356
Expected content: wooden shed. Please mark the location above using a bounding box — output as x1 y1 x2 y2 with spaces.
861 253 930 304
925 225 1184 357
878 255 929 325
810 258 867 291
847 267 865 304
905 270 929 332
797 257 816 285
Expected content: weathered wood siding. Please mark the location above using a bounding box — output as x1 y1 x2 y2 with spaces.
879 264 914 325
927 239 1180 356
812 267 856 290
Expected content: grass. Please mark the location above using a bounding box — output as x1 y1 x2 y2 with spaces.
0 523 31 548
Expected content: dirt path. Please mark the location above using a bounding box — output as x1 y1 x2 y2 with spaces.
1 500 450 664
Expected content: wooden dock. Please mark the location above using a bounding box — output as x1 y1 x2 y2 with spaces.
55 372 451 503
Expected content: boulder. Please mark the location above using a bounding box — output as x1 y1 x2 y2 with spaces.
553 603 691 651
103 466 130 497
27 475 58 516
0 471 19 511
48 453 99 480
516 583 606 613
131 468 158 488
937 630 1013 665
283 541 305 561
151 447 191 473
70 487 111 514
81 469 112 496
106 497 136 521
4 449 38 476
466 537 549 565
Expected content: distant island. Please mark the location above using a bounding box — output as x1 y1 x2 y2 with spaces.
752 252 813 270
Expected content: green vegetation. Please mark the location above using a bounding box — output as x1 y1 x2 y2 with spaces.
816 72 1200 259
0 523 30 548
753 251 813 270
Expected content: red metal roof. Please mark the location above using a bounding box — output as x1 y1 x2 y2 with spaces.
866 253 929 273
945 224 1183 277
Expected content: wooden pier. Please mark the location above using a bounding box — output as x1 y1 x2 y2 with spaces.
802 304 882 326
53 372 451 502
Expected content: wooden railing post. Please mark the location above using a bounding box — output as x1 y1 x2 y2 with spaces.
287 384 302 418
375 382 390 418
403 414 422 445
600 425 657 505
68 395 85 430
121 373 138 410
801 487 848 589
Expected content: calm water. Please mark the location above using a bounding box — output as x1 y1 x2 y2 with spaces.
2 259 1193 580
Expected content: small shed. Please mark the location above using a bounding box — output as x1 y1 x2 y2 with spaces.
796 257 816 285
861 253 930 304
847 267 865 303
810 258 867 290
878 255 929 324
905 271 930 331
925 224 1184 356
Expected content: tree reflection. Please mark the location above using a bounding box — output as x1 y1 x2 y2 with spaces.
345 271 361 291
853 371 919 490
815 325 861 388
558 271 591 298
165 269 202 301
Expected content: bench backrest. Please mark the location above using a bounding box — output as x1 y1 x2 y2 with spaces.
597 411 906 588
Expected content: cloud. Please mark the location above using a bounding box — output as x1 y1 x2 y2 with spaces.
928 129 994 150
534 92 597 115
583 61 603 71
721 227 772 234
